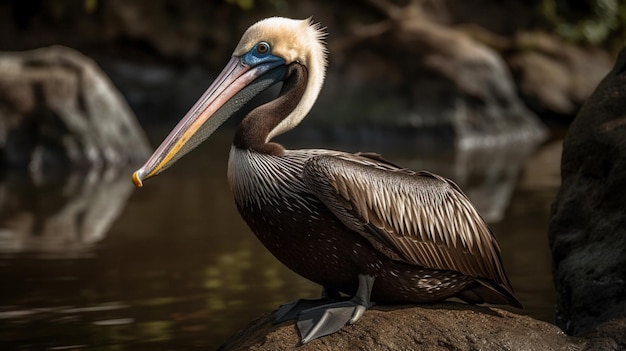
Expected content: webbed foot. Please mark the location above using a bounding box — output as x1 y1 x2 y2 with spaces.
297 274 375 344
275 297 341 323
274 286 344 324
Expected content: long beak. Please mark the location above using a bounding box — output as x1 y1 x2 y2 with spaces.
132 56 286 187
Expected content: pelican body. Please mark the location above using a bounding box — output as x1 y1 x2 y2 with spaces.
133 17 521 343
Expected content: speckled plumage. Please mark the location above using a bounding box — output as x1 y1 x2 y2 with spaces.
228 147 519 306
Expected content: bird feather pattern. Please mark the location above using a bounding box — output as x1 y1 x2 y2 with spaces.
302 154 512 288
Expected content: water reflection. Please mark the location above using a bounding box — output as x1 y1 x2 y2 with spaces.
0 130 559 350
0 167 135 257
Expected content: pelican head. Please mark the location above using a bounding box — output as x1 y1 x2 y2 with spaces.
132 17 327 187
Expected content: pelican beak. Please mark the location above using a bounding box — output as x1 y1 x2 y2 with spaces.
132 56 286 187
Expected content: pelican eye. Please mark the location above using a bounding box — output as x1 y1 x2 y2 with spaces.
242 41 281 66
256 42 270 55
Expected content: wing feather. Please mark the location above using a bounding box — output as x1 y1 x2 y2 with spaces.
302 154 511 288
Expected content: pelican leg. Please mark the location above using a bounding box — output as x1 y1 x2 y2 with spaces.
297 274 375 344
274 286 345 324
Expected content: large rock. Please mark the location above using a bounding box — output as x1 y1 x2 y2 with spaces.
313 3 547 150
507 32 613 119
219 303 584 350
549 46 626 346
0 45 150 179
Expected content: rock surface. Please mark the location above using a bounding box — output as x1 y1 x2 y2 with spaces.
549 46 626 347
506 32 613 119
219 303 584 351
317 2 547 149
0 45 150 178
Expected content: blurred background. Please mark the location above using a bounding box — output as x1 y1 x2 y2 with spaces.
0 0 623 349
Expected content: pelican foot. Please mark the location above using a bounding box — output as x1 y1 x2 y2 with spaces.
297 274 375 344
274 286 345 324
275 297 345 324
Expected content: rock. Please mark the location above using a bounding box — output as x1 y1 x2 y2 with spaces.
548 45 626 346
319 7 547 150
219 303 584 350
0 1 617 128
506 32 613 119
582 319 626 351
0 45 150 180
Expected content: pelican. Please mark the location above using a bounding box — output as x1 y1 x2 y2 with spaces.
132 17 521 343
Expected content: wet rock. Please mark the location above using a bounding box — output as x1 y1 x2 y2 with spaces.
0 45 150 179
507 32 613 119
219 303 584 351
549 46 626 346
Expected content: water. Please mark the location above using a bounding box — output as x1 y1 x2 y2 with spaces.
0 130 561 350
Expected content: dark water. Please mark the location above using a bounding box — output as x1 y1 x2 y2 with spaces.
0 130 561 350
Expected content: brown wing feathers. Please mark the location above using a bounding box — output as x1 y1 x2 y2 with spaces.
302 154 512 289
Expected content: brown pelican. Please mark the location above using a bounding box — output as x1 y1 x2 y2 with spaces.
132 17 521 343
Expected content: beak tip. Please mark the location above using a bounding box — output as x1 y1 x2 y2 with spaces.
132 171 144 188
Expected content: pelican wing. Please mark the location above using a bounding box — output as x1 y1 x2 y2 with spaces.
302 154 511 287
